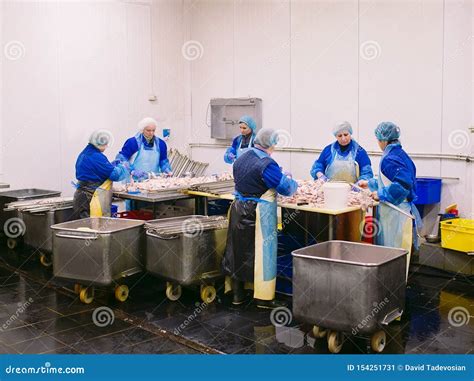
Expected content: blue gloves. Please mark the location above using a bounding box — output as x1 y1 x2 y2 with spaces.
131 169 148 180
318 174 328 182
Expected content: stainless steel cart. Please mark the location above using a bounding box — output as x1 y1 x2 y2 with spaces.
145 215 228 303
0 189 61 248
5 197 73 266
292 240 407 353
51 217 145 304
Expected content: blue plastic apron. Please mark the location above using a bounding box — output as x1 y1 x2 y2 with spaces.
326 142 359 183
236 134 255 159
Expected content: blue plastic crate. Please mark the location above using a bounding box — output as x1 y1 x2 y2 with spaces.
415 178 442 205
277 254 293 278
111 204 118 218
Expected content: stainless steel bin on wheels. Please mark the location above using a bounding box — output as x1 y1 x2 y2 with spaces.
145 215 228 303
51 217 145 304
292 240 407 353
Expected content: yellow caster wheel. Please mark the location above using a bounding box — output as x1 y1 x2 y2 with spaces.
6 238 17 250
166 283 182 301
74 284 82 294
79 287 94 304
312 325 327 338
200 285 216 304
115 285 129 302
40 253 52 267
371 330 386 353
327 331 343 354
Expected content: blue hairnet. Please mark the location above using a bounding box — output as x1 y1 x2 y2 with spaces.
333 121 353 136
254 128 279 149
239 115 257 132
375 122 401 141
89 129 113 148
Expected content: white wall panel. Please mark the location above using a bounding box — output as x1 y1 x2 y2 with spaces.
234 0 290 133
190 0 234 145
2 1 61 190
291 0 358 149
358 0 444 153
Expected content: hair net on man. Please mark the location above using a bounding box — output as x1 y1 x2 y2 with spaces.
333 121 353 136
239 115 257 132
138 117 158 133
254 128 279 149
89 129 113 148
375 121 401 142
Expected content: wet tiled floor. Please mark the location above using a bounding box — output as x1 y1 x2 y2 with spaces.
0 246 472 354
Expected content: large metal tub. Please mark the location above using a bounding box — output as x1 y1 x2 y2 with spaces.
0 189 61 234
145 215 227 285
21 207 73 253
51 217 144 286
292 241 407 335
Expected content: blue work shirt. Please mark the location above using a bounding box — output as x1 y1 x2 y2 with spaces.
75 144 123 183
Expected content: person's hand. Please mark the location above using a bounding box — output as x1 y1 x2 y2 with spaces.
131 169 148 180
228 153 236 162
357 180 369 188
163 171 173 178
318 173 328 182
370 191 380 201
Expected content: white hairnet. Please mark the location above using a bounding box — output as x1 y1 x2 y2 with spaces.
138 117 158 132
89 129 113 148
333 121 353 136
254 128 279 149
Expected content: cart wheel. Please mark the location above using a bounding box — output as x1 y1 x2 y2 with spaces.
74 284 82 294
312 325 328 338
6 238 17 250
166 283 182 301
79 287 94 304
115 285 129 302
39 253 52 267
200 285 216 304
327 331 344 354
371 330 386 353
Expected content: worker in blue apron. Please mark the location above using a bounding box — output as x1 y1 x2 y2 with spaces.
224 115 257 164
116 117 172 209
310 121 373 186
116 117 172 180
369 122 422 279
222 128 298 309
72 130 130 219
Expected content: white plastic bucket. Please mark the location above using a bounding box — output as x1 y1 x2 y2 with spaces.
323 182 351 210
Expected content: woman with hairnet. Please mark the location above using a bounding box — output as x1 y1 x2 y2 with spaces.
370 122 422 279
223 115 257 164
222 128 298 309
116 117 172 181
310 121 373 186
72 130 130 219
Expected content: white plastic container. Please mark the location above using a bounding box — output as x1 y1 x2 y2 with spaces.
323 182 350 210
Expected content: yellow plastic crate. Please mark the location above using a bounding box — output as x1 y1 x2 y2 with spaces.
440 218 474 253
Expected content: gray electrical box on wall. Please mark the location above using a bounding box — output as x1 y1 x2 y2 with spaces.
210 98 262 140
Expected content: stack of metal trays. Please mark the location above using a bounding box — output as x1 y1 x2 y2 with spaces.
187 179 235 195
168 149 209 177
144 215 228 303
4 197 74 257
